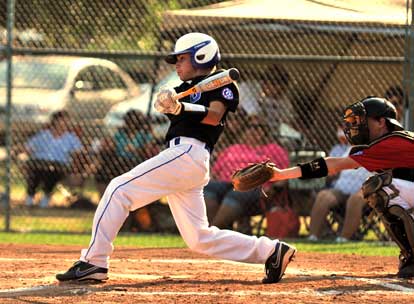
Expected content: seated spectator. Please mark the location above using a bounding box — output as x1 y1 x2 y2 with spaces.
329 127 350 158
334 190 368 242
21 110 83 208
204 117 289 233
94 110 159 196
307 166 371 242
325 127 351 187
259 65 305 149
239 64 304 150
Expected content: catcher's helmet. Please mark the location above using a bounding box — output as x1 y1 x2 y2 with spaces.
165 32 220 69
343 96 404 145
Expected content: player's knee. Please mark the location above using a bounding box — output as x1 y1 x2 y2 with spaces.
316 189 335 203
362 173 398 213
382 205 414 259
361 172 392 198
103 178 130 206
388 205 414 244
222 197 243 214
186 226 217 253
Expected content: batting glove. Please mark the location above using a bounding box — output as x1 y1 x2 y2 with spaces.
154 89 182 115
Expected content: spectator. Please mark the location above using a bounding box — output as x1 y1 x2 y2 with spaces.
239 65 291 118
258 65 294 125
307 166 371 241
239 64 303 150
259 65 305 149
325 127 352 188
94 110 159 197
204 117 289 233
22 110 83 208
335 190 368 242
329 127 350 158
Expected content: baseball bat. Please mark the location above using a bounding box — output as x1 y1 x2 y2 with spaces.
172 68 240 101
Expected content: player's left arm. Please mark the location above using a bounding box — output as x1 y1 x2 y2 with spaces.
270 156 360 182
201 100 226 126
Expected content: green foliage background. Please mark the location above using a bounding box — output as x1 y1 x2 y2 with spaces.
2 0 222 51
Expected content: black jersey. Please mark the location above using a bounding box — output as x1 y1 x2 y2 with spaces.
165 70 239 151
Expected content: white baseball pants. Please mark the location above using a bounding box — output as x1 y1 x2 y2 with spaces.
387 178 414 218
80 137 277 268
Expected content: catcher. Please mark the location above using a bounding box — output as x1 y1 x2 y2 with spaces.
233 96 414 278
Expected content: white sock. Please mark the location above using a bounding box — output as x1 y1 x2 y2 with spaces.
39 195 50 208
307 234 318 241
25 196 34 207
335 236 349 243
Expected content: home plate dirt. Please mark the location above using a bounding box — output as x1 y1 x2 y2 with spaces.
0 244 413 303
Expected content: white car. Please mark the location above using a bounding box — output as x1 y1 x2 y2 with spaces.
104 71 181 138
0 55 141 141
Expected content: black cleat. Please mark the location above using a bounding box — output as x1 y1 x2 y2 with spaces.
398 263 414 278
397 256 414 278
262 242 296 284
56 261 108 282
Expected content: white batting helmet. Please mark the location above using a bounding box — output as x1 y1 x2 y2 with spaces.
165 32 221 69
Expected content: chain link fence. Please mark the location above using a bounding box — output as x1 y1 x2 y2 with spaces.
0 0 412 241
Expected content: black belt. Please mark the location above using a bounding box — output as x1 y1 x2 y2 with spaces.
167 137 211 153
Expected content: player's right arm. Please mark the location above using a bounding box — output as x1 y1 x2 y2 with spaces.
326 156 360 174
270 156 360 182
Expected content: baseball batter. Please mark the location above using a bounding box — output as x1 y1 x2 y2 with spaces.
268 96 414 278
56 32 296 284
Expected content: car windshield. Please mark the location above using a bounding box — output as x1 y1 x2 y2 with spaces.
156 71 181 91
0 61 69 90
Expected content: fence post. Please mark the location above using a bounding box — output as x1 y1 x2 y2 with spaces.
407 0 414 131
4 0 15 232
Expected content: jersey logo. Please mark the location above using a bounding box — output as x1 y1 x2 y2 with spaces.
222 88 234 100
352 150 364 156
190 92 202 103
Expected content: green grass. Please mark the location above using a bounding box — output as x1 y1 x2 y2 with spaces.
0 209 400 257
0 231 186 247
1 208 96 233
0 199 400 257
0 231 399 256
290 239 399 256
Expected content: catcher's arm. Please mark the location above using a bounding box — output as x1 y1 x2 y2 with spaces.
270 156 360 182
269 166 301 182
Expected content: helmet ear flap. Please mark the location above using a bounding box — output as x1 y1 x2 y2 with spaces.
192 41 220 68
165 32 220 69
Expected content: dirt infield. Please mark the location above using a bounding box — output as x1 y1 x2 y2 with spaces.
0 244 413 303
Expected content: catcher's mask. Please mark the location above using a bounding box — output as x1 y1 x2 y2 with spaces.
343 96 403 145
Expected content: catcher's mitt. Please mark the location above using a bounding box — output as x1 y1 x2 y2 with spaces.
231 160 276 192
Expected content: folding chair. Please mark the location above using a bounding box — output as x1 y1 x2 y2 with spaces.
327 204 390 241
